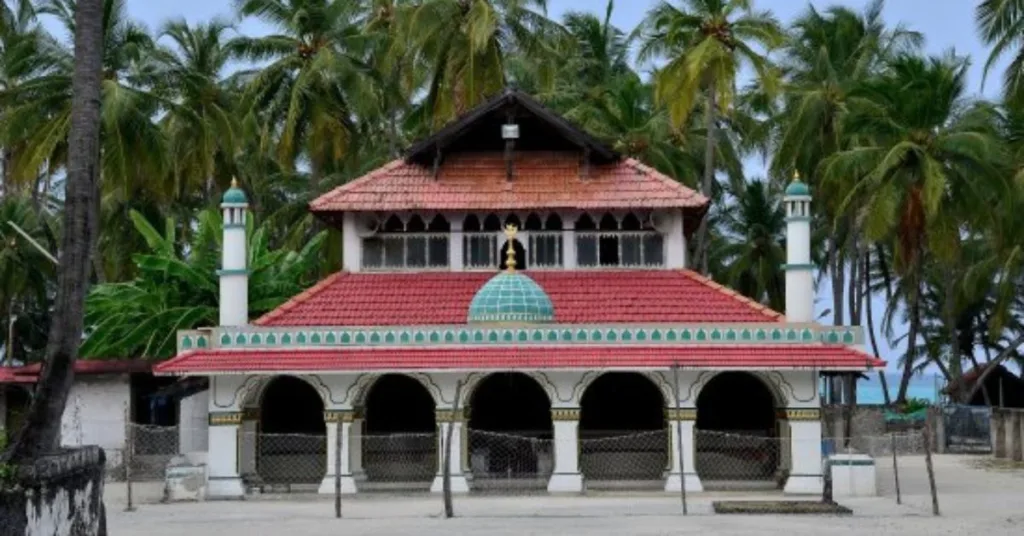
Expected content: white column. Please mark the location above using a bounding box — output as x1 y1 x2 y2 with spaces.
664 210 686 269
431 411 469 493
219 183 249 327
562 215 577 269
319 413 357 494
664 411 703 492
350 417 365 480
206 412 245 498
784 413 824 494
450 215 464 271
548 409 584 492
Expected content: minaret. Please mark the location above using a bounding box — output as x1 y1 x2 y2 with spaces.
784 172 813 323
219 178 249 326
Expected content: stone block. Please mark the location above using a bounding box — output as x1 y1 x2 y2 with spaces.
828 453 876 498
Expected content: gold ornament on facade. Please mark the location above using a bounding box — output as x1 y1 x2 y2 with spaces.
324 410 355 423
209 411 244 426
504 223 518 272
551 408 581 421
665 408 697 421
777 408 820 421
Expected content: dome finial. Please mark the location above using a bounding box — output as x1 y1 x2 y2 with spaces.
231 177 239 188
504 224 518 272
792 170 800 182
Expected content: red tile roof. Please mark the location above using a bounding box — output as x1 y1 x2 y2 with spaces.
0 360 151 384
309 152 709 213
155 345 884 374
254 270 784 327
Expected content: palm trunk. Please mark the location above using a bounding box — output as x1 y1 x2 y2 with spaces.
830 244 845 326
4 0 104 462
863 250 891 405
693 84 717 274
895 271 922 404
944 273 965 402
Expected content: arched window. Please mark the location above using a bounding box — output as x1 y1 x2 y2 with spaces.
465 214 500 269
528 213 562 268
362 213 450 270
575 211 665 268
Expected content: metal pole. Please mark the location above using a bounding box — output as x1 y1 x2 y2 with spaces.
922 424 940 516
890 432 901 505
334 417 342 518
443 380 462 519
672 364 688 515
123 405 135 512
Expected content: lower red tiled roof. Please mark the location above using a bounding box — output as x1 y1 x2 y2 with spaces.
155 345 884 374
254 270 783 326
0 360 151 384
309 152 709 213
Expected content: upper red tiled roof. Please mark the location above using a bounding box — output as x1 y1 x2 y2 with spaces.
253 270 783 327
309 152 708 213
155 345 884 374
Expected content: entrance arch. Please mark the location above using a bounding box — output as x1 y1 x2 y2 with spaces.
467 372 553 489
695 372 781 487
579 373 668 486
361 374 437 486
257 375 326 486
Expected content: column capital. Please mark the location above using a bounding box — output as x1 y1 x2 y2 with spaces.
241 406 260 421
665 408 696 421
324 409 356 423
209 411 243 426
551 408 580 421
776 408 821 421
435 408 466 423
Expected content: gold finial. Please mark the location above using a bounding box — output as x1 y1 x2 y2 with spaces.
504 223 518 272
231 177 239 188
792 170 801 182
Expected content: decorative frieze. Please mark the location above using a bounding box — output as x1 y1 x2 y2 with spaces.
177 323 862 354
551 408 580 421
777 408 821 421
665 408 697 421
208 412 243 426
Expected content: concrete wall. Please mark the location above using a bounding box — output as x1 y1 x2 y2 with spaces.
59 376 131 469
0 446 107 536
178 389 209 455
991 408 1024 461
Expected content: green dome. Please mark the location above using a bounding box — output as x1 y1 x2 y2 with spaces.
468 272 555 323
222 180 248 204
785 180 810 197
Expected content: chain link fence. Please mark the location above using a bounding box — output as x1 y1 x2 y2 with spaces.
694 430 783 487
360 432 437 490
580 429 668 487
466 429 553 493
248 432 326 490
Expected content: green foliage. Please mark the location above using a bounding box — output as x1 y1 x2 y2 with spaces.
79 210 325 359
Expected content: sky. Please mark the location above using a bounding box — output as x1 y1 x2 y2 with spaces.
105 0 1004 377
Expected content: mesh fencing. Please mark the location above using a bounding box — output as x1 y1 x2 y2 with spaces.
250 432 327 488
360 432 437 486
694 430 783 485
580 429 669 483
467 429 553 492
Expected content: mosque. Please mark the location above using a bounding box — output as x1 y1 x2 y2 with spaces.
155 89 882 497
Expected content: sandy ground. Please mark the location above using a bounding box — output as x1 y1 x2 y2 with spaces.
103 455 1024 536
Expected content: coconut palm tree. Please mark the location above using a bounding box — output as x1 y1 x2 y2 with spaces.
821 54 1010 403
5 0 104 462
636 0 785 274
152 18 239 208
400 0 563 127
230 0 377 193
713 179 786 310
977 0 1024 104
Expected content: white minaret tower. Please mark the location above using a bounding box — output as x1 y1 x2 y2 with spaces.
219 178 249 326
784 172 813 323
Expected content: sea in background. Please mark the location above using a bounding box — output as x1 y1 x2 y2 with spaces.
851 372 944 405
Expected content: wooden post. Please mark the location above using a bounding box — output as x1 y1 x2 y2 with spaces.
671 364 688 515
334 418 342 518
123 405 135 512
922 424 940 516
443 380 462 519
890 432 901 505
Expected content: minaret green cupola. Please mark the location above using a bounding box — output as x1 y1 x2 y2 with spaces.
784 171 813 323
467 224 555 323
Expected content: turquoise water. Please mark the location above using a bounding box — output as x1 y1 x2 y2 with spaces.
839 373 943 404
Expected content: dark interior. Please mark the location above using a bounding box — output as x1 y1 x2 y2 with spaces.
365 374 436 433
